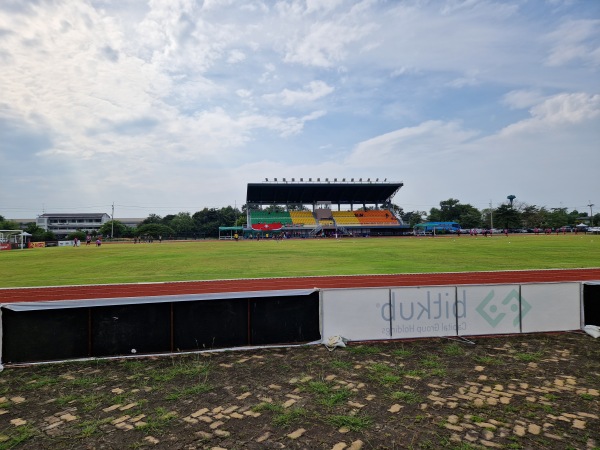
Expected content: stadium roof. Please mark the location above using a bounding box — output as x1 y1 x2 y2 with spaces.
246 181 403 206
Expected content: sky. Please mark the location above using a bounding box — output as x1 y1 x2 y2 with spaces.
1 0 599 219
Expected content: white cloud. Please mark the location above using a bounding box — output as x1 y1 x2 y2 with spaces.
544 19 600 67
499 93 600 136
264 80 334 106
502 90 545 110
0 0 598 217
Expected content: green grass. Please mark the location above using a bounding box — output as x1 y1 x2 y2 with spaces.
326 414 373 431
1 234 598 287
514 351 544 362
164 383 211 400
304 381 353 407
390 390 423 404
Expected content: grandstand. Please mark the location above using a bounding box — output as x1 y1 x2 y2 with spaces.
245 179 409 237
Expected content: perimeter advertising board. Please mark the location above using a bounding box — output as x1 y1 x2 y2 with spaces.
520 283 580 332
321 288 390 341
389 287 459 338
458 285 523 336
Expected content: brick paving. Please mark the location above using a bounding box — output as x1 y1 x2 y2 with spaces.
0 333 597 449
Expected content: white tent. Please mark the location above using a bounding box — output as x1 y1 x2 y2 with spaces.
0 230 31 250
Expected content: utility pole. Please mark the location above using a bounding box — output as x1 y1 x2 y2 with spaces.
588 202 595 226
111 203 114 239
489 200 493 230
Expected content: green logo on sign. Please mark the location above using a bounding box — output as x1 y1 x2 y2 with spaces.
476 289 531 328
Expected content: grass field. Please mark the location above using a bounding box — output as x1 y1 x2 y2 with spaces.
1 234 599 288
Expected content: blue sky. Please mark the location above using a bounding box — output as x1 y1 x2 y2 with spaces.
1 0 598 218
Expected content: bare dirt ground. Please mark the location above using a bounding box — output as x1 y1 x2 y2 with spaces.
0 332 598 450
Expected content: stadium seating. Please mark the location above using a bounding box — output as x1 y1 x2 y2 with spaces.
249 210 293 226
354 210 399 226
289 211 317 227
332 211 361 226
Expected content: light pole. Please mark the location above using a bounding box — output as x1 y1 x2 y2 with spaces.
111 203 114 239
588 202 595 226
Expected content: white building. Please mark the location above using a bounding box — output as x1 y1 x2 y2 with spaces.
36 213 111 238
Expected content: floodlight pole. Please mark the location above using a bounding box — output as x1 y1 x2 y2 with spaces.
589 202 595 226
111 203 114 239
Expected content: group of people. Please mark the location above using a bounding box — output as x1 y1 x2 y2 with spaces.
72 235 102 246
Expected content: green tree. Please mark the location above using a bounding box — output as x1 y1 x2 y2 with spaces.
0 216 19 230
23 223 56 242
191 206 242 238
135 223 174 239
428 199 481 228
170 212 195 237
547 208 569 229
140 214 163 225
400 210 426 227
98 220 130 238
493 204 522 229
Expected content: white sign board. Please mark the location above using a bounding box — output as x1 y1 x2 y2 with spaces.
389 287 459 338
521 283 581 332
458 285 522 336
321 288 390 342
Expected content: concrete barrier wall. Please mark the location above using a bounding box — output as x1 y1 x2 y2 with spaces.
320 282 582 342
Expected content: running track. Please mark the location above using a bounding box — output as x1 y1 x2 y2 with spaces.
1 268 599 303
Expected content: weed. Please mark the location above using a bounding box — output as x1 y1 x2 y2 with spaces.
450 444 482 450
69 375 109 387
421 355 442 368
253 402 284 413
543 393 557 401
326 414 372 431
22 376 60 390
164 383 211 400
580 393 595 401
443 343 466 356
403 369 426 378
392 348 413 357
347 345 381 355
80 393 110 412
514 352 543 362
368 363 392 374
473 355 499 365
304 382 352 407
138 407 177 434
429 368 447 377
55 393 80 406
379 373 402 385
329 360 352 370
272 407 307 427
77 417 114 437
0 424 37 449
391 390 423 404
149 362 210 383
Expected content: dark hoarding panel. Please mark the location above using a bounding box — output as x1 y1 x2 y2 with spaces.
250 293 320 345
584 284 600 326
2 308 89 363
91 303 171 357
173 299 248 351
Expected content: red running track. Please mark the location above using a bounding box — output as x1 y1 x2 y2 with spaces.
1 268 599 303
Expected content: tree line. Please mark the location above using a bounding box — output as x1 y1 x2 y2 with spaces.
1 200 597 241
